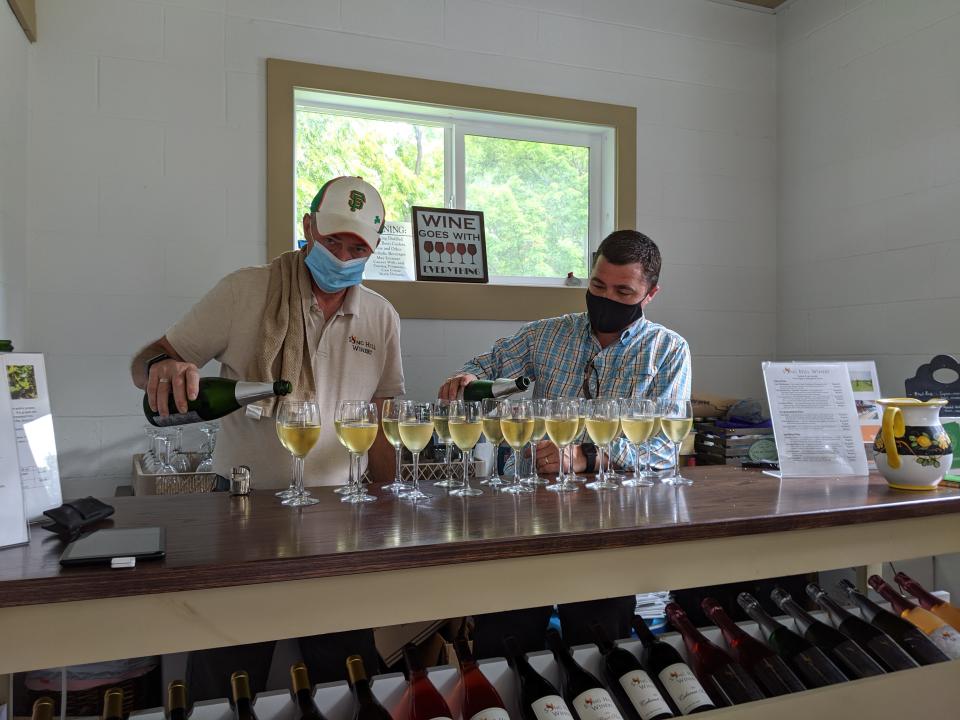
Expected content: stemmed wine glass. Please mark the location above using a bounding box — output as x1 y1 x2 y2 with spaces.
481 399 506 486
500 399 535 494
398 401 433 502
585 398 621 490
381 399 411 493
170 427 192 472
155 435 178 479
196 423 218 473
523 399 548 485
423 240 435 263
618 398 656 487
431 400 460 488
448 400 484 497
568 399 588 483
545 399 581 493
456 242 467 263
660 399 693 486
336 401 379 503
143 427 160 472
276 399 322 507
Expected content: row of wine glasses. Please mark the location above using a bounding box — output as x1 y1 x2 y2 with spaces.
422 240 479 265
142 424 218 475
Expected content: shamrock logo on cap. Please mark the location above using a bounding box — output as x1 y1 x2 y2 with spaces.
348 190 366 212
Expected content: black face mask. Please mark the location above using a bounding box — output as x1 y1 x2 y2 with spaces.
585 290 644 333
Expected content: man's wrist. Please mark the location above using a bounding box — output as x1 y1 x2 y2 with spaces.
145 353 171 377
581 442 597 473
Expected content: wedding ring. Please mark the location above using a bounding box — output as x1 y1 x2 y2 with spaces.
158 378 170 383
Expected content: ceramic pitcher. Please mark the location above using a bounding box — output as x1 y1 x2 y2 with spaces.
873 398 952 490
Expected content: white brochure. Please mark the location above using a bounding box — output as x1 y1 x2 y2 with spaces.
2 354 63 521
762 362 868 477
0 377 29 548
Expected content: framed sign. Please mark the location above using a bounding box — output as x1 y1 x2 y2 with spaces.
412 206 488 283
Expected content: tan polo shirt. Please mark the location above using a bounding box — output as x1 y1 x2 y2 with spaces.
165 265 405 488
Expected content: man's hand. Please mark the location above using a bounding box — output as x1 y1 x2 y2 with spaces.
527 439 587 474
147 359 200 416
438 373 477 401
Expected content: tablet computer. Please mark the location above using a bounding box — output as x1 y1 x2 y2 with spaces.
60 527 166 566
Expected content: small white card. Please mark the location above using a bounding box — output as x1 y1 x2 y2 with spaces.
763 362 868 477
0 377 29 548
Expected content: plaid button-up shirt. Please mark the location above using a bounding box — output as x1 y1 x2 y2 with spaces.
461 312 692 471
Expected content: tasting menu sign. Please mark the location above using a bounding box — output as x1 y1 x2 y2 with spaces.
412 206 488 283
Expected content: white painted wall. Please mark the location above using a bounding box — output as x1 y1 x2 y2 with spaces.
0 4 29 345
22 0 775 496
777 0 960 392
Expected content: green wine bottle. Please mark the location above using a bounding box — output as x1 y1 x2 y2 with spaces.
144 378 292 426
462 377 530 402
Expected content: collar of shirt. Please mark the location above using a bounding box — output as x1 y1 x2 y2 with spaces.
303 284 362 320
577 313 648 348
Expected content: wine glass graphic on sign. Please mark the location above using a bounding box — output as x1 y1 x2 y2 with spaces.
423 240 435 263
456 243 467 264
445 242 456 264
467 244 478 264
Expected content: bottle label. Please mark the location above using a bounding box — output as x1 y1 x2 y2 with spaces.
571 688 623 720
657 663 712 715
926 626 960 659
617 671 672 720
469 708 510 720
530 694 575 720
152 411 202 426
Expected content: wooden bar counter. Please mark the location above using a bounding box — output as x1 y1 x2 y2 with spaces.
2 467 960 677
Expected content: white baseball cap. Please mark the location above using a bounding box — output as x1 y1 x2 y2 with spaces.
309 176 386 250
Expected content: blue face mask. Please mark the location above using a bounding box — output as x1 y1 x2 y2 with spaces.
304 240 369 292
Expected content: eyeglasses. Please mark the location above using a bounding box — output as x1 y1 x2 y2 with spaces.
582 354 601 400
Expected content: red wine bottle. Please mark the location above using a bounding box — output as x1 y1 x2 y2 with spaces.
590 623 673 720
454 638 510 720
503 636 576 720
546 628 625 720
631 617 714 716
806 583 918 672
346 656 394 720
737 593 847 688
664 603 765 708
769 588 884 679
838 579 949 665
895 571 960 631
867 576 960 659
404 645 453 720
700 598 805 697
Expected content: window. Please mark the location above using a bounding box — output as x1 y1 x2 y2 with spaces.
294 89 613 284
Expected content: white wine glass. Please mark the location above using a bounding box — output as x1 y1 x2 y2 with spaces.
500 399 535 494
399 401 434 502
545 399 581 493
196 424 218 473
336 401 379 503
523 399 549 486
660 398 693 486
276 399 322 507
568 399 588 483
481 398 506 486
431 399 461 488
380 398 410 494
619 398 656 487
585 398 621 490
449 400 484 497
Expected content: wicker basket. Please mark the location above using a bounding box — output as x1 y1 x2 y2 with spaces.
132 453 217 495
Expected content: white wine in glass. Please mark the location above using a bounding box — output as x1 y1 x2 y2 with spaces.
381 399 409 494
619 398 656 487
524 399 549 485
276 399 321 507
336 401 379 503
660 399 693 486
432 400 458 488
449 400 484 497
585 398 621 490
481 399 506 486
399 401 433 502
545 399 581 493
500 399 534 494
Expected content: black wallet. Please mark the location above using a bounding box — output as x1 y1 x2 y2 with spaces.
41 497 115 542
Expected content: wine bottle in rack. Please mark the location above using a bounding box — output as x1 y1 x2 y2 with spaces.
867 575 960 659
894 571 960 631
231 671 259 720
700 598 805 697
590 623 673 720
403 645 453 720
454 638 510 720
806 582 918 672
32 698 55 720
102 688 125 720
503 635 576 720
736 593 847 688
167 680 189 720
630 616 715 716
769 588 885 679
545 628 626 720
838 578 950 666
664 603 765 708
346 655 394 720
290 662 327 720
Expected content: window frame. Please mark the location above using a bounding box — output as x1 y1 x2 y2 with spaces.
268 59 637 321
